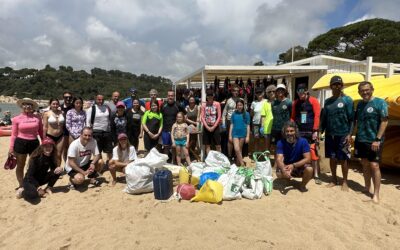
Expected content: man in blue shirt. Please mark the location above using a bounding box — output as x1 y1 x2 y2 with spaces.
276 121 313 192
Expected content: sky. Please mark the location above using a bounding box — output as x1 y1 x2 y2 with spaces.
0 0 399 81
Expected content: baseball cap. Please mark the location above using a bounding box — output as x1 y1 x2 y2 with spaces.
42 137 55 145
116 101 125 108
330 75 343 85
297 83 308 91
118 133 128 140
276 83 286 90
129 87 137 94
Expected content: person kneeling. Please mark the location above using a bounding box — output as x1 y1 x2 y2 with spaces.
109 133 137 186
65 127 102 189
275 121 312 192
17 137 63 200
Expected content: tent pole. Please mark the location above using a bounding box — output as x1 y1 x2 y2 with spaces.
366 56 372 81
200 70 207 160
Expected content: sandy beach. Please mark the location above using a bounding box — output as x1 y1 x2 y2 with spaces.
0 136 399 249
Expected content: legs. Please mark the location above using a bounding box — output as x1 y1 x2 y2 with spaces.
182 146 191 166
175 146 182 166
55 136 64 167
233 138 245 166
15 153 28 187
300 166 313 191
370 162 381 203
361 158 372 194
108 160 118 185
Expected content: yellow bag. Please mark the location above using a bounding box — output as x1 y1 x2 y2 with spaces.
179 167 200 187
191 180 223 203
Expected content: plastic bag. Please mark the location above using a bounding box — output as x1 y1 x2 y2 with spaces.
262 176 274 195
241 177 263 200
253 151 272 177
218 171 245 201
199 172 220 188
188 162 206 177
179 166 199 187
205 150 230 170
176 184 196 200
124 148 168 194
191 180 223 203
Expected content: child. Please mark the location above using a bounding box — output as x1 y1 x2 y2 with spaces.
229 99 250 166
171 112 191 166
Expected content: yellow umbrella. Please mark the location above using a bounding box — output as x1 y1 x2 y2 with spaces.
312 73 365 90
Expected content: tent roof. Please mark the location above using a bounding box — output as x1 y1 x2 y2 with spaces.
174 65 328 85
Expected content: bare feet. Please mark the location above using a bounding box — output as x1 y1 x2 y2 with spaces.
299 184 308 193
111 180 117 186
38 188 46 198
16 187 23 199
45 187 53 195
372 195 380 204
341 182 349 192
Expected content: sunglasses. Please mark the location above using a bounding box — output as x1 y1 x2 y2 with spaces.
267 91 275 94
22 103 33 107
64 96 72 99
297 89 306 93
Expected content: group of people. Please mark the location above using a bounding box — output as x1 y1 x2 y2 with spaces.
8 75 388 203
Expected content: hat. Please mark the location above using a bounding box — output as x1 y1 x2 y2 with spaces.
266 85 277 92
330 75 343 85
17 98 38 110
276 83 286 90
255 87 264 93
116 101 125 108
129 88 137 95
297 83 308 91
118 133 128 140
41 137 55 145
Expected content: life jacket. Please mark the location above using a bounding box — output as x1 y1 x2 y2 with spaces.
294 96 314 134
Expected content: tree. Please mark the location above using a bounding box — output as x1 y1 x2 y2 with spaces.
307 18 400 62
277 46 310 64
254 61 264 66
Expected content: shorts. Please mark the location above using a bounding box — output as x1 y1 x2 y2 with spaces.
276 163 312 178
162 131 172 146
92 130 113 154
325 135 350 160
14 137 39 155
67 160 98 179
271 130 283 145
46 133 64 143
175 138 187 147
354 140 383 163
203 127 221 146
252 124 261 138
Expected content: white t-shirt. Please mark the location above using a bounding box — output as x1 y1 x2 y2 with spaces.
86 105 110 131
250 99 266 124
111 145 137 163
65 138 99 173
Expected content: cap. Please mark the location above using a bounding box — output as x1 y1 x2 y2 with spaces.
118 133 128 140
42 137 55 145
255 87 264 93
330 75 343 85
116 101 125 108
276 83 286 90
129 87 137 94
266 85 277 92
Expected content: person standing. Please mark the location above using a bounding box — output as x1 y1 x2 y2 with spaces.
185 96 200 159
66 97 86 144
107 91 120 116
86 94 113 166
9 98 43 188
260 88 274 152
161 90 184 163
222 84 241 158
110 101 128 145
201 89 222 154
250 87 267 153
271 84 292 146
142 101 163 151
320 76 354 191
354 81 388 204
229 99 250 166
145 89 163 111
61 91 74 162
126 98 144 150
291 84 321 184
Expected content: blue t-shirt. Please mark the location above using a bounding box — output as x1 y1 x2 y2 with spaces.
276 137 310 165
231 111 250 138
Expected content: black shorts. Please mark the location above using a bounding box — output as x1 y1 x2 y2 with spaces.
46 133 64 143
93 130 113 154
14 137 39 155
271 130 283 145
67 160 97 178
325 135 349 160
354 140 383 163
203 127 221 146
276 164 312 178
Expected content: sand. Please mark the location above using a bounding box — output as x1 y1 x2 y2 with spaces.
0 136 400 250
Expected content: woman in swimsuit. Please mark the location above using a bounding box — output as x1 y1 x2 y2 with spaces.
42 98 64 167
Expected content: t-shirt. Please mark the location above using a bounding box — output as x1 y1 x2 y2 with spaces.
65 138 99 172
231 111 250 138
162 102 184 132
272 98 292 132
10 113 43 150
86 105 110 132
222 97 239 123
111 145 137 163
250 99 266 124
260 101 273 134
321 95 353 136
276 137 310 165
355 97 388 143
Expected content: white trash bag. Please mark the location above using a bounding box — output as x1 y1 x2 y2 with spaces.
124 148 168 194
218 169 245 201
241 174 264 200
205 150 231 170
253 151 273 195
188 162 206 178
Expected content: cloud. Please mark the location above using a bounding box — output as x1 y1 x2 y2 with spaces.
344 14 376 26
33 35 52 47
